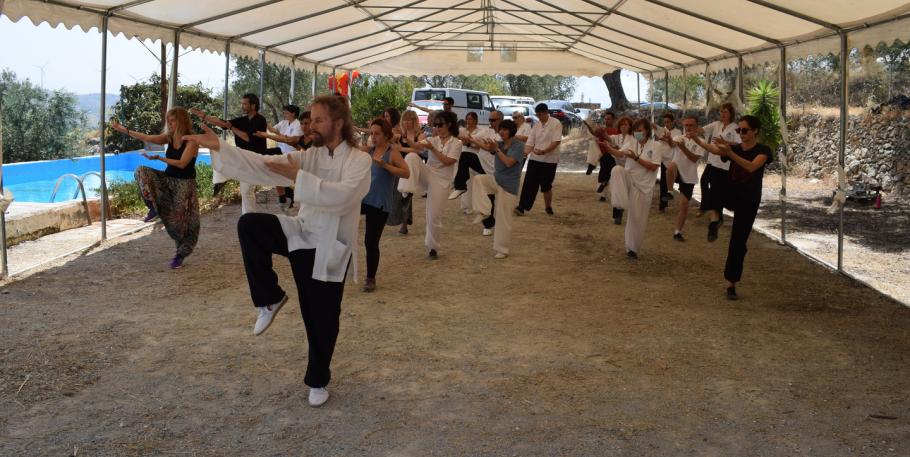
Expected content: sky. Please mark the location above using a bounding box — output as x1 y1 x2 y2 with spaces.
0 15 648 107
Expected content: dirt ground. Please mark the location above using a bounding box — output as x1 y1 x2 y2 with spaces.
1 172 909 456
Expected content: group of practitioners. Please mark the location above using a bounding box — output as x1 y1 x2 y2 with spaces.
113 90 772 407
584 102 773 300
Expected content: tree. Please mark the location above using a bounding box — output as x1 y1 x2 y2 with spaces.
500 75 575 101
350 76 413 127
107 74 222 152
228 56 331 124
0 69 87 163
602 69 631 111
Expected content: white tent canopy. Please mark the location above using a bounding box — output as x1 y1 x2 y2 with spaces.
4 0 910 77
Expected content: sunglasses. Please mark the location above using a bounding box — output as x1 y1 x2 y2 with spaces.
735 128 751 134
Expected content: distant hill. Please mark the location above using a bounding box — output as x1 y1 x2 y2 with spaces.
77 93 121 124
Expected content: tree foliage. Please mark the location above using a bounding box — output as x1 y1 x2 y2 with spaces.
350 75 414 126
228 56 331 124
107 74 222 152
0 69 87 164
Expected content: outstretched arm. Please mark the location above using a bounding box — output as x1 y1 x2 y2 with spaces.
110 119 168 145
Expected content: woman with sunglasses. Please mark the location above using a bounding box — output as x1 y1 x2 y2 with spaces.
602 119 662 259
700 103 740 239
397 111 461 259
692 115 772 300
601 116 636 224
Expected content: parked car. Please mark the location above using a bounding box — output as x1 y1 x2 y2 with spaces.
491 95 535 109
497 104 538 126
410 87 496 126
537 99 583 134
575 108 593 121
637 101 680 111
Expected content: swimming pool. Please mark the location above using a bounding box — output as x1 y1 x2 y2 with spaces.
2 151 211 203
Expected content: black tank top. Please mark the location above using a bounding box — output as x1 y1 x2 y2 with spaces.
164 141 196 179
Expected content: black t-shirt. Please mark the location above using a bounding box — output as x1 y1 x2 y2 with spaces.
230 113 268 154
164 141 196 179
727 143 773 197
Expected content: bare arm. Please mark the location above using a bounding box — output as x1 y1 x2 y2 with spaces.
422 139 457 166
109 119 168 144
377 144 410 179
154 141 199 169
727 149 770 173
189 108 231 129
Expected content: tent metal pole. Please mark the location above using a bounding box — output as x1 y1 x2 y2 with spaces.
167 30 180 112
290 58 296 104
683 67 688 112
649 72 655 124
636 72 640 110
311 62 318 99
664 69 669 109
332 66 337 94
779 46 788 245
258 50 265 103
223 41 230 133
737 54 744 103
837 32 848 271
347 69 353 107
0 83 7 279
99 14 110 240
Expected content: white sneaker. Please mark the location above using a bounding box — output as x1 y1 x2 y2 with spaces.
482 228 493 236
253 295 287 336
463 208 474 215
472 213 486 224
308 387 330 407
448 189 466 200
494 252 508 259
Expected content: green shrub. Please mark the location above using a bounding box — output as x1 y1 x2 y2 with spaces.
106 178 146 217
104 162 242 218
746 80 783 156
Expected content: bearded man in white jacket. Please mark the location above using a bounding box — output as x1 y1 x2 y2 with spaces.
186 96 372 407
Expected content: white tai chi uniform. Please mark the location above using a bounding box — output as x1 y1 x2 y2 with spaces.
604 133 635 197
610 138 661 254
398 136 461 252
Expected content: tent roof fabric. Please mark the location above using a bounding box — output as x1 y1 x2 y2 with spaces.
3 0 910 76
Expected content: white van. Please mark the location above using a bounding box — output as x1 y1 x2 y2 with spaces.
491 95 535 109
410 87 496 126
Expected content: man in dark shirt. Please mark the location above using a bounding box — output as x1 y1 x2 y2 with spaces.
191 94 269 213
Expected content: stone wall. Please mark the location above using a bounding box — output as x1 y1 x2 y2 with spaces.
785 111 910 199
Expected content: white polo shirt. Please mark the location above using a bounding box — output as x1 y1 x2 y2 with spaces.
274 119 303 154
703 121 740 170
460 125 499 174
427 135 462 181
624 138 662 194
526 117 562 164
655 127 681 165
672 135 706 184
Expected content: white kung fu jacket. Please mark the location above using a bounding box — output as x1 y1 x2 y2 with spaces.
213 138 372 283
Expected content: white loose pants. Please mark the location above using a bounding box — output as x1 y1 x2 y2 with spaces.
398 153 451 252
610 166 653 254
471 175 518 255
239 181 257 214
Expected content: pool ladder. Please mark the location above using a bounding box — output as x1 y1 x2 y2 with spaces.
49 172 100 226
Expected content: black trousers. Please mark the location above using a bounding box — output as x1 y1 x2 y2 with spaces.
724 189 761 284
237 213 346 388
518 161 557 211
699 164 711 210
702 164 730 213
597 153 616 183
453 151 485 191
659 163 669 210
362 203 389 279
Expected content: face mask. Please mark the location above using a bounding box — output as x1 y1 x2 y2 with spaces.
633 132 645 142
